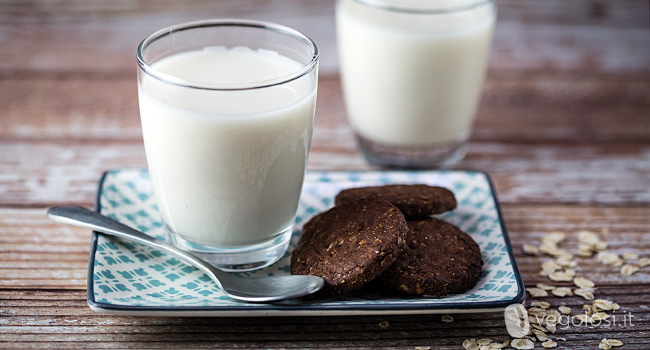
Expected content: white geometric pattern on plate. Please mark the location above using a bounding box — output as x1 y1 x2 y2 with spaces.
89 169 524 315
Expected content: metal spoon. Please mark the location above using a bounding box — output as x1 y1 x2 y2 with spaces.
46 206 324 303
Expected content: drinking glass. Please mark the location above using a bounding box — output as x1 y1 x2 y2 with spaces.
137 19 319 271
336 0 496 168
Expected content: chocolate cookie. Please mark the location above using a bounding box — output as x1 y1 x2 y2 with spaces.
335 184 457 219
378 218 483 296
290 198 408 295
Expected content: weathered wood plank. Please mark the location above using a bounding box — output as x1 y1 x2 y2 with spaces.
475 72 650 143
1 1 648 349
2 206 648 290
2 74 648 142
1 0 648 75
0 301 647 349
2 140 650 206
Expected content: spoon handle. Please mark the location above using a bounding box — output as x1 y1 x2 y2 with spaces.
46 206 227 287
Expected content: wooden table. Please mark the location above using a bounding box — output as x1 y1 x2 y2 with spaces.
2 1 649 348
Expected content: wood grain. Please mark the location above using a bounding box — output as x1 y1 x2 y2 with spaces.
2 74 649 142
1 0 648 76
2 140 650 207
2 206 649 349
1 0 649 348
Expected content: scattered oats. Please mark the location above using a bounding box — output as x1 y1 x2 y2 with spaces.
541 260 562 271
593 299 614 311
527 307 547 318
573 277 595 289
414 347 431 350
545 323 557 334
577 230 608 257
583 304 594 316
608 339 624 347
597 251 623 267
531 301 550 309
528 315 542 325
551 287 572 297
575 314 592 324
528 287 548 297
599 338 612 350
540 260 562 276
539 232 571 257
637 257 650 267
532 330 548 342
378 320 389 328
577 230 600 245
531 324 546 332
477 339 492 346
502 340 510 347
596 251 615 263
558 305 571 315
555 255 576 268
549 270 574 282
594 241 608 252
545 246 571 257
488 343 505 349
541 340 558 348
441 315 453 323
621 264 640 276
612 303 621 311
578 243 594 257
575 288 595 301
536 283 555 290
510 339 534 350
522 243 539 255
622 251 639 261
463 339 479 350
544 232 566 244
479 346 490 350
539 244 556 256
547 309 561 320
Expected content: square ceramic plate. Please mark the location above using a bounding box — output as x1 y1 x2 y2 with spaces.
88 169 524 316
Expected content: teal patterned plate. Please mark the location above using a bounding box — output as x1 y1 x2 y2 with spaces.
88 169 524 316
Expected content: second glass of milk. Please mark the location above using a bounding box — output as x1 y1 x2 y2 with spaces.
137 20 319 271
337 0 496 168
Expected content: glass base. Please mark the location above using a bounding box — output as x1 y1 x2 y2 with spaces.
357 134 468 169
165 225 293 272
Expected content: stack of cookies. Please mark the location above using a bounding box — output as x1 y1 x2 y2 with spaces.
290 185 483 297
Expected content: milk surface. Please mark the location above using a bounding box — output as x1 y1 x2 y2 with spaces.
139 47 316 246
337 0 495 146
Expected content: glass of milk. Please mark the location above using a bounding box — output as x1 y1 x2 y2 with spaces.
336 0 496 168
136 20 319 271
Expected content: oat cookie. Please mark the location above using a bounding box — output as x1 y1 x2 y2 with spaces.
379 218 483 296
290 198 408 295
335 184 457 219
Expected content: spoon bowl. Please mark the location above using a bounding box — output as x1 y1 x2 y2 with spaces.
46 206 324 303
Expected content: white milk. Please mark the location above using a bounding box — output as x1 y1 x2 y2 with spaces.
337 0 495 146
138 47 316 247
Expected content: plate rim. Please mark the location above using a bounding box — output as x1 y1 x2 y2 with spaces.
87 168 526 316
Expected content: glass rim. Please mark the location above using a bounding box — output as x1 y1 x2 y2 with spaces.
349 0 494 14
136 19 319 91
